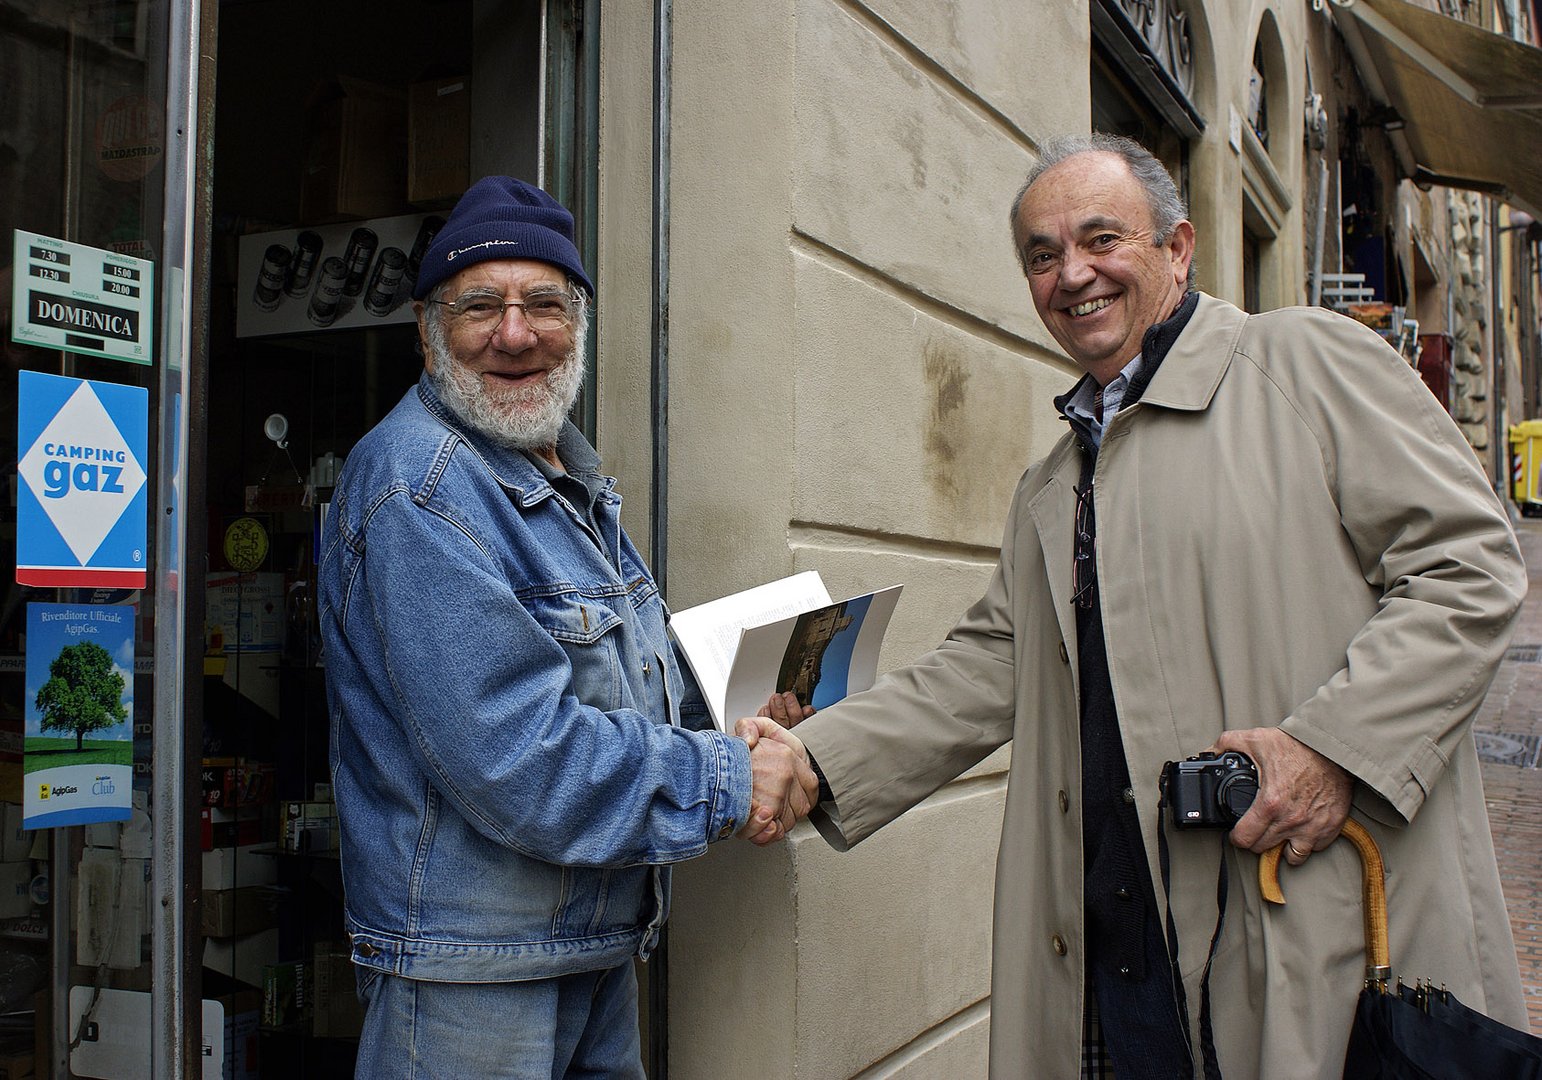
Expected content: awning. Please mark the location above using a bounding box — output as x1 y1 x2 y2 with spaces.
1333 0 1542 217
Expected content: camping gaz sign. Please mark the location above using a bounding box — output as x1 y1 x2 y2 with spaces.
17 371 149 588
11 230 153 365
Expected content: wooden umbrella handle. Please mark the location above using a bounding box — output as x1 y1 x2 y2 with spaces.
1258 818 1390 978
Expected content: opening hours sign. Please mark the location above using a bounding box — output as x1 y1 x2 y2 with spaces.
10 230 154 365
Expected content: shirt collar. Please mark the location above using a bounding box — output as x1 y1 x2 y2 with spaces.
1062 352 1144 447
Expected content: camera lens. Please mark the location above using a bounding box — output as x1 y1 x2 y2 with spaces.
1217 772 1258 821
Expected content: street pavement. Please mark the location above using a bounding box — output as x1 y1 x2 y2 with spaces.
1472 517 1542 1032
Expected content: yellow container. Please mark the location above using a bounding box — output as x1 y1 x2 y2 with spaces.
1508 421 1542 508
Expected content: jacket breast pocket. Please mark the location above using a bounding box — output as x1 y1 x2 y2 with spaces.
525 593 627 713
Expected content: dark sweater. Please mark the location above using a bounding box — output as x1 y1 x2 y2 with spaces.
1053 293 1199 1073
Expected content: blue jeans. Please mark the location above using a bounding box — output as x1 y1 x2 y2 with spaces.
353 961 646 1079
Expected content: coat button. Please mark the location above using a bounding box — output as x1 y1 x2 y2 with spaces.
1122 786 1135 805
1119 965 1132 977
1115 887 1132 900
1058 641 1069 664
1058 790 1070 814
718 819 736 839
1051 934 1067 956
355 941 379 959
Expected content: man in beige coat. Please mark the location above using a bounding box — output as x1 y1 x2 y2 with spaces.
745 134 1528 1078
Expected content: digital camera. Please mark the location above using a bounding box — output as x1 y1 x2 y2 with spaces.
1163 751 1258 829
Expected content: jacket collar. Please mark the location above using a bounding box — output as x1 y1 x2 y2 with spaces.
1051 292 1246 422
1134 293 1248 413
414 372 615 506
1052 291 1200 421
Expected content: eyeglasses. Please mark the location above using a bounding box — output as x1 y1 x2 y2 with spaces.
1072 481 1097 610
428 289 580 333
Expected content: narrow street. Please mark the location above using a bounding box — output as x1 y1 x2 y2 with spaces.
1473 517 1542 1032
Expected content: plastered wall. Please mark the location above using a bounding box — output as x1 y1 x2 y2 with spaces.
593 2 1309 1075
660 2 1080 1075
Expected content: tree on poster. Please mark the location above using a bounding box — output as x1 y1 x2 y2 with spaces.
34 640 128 751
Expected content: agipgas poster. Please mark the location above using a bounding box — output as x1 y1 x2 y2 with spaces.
24 603 134 828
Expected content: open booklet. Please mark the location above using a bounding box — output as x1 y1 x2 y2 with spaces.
669 571 903 732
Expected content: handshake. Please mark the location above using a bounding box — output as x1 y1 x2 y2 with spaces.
734 691 819 846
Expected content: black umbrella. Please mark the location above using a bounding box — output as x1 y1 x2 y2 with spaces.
1259 818 1542 1080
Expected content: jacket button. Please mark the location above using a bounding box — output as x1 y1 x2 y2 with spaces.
1058 790 1069 814
1051 934 1067 956
1058 641 1069 664
355 942 379 959
1122 786 1135 805
1120 965 1132 977
1115 888 1132 900
718 819 736 839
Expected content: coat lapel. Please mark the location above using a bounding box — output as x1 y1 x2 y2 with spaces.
1025 437 1085 680
1135 293 1249 414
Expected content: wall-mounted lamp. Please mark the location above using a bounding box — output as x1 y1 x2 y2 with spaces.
1304 93 1329 151
264 413 289 449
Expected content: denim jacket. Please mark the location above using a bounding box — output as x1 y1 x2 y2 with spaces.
318 374 752 983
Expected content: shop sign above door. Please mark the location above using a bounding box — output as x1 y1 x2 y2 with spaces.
16 371 149 588
9 230 155 366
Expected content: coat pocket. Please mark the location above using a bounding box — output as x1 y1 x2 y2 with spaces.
524 592 627 713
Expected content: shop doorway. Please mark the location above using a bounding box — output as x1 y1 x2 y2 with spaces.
201 0 578 1075
1 0 607 1073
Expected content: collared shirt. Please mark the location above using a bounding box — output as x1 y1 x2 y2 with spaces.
1062 353 1145 449
524 426 609 544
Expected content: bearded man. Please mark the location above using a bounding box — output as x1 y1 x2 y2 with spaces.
317 177 816 1079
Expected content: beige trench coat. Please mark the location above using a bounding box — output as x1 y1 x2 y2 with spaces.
796 294 1528 1079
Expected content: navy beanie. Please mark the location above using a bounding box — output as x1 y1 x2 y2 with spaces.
411 176 593 300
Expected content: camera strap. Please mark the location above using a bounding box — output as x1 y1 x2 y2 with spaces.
1157 772 1228 1080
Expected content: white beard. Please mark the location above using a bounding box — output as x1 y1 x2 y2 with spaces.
428 329 586 452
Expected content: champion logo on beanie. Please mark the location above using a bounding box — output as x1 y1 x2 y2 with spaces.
411 176 593 301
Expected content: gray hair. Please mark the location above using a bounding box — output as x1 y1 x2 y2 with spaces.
1008 133 1194 289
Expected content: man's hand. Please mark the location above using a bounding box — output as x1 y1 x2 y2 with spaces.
758 690 815 728
1213 727 1353 867
734 716 819 846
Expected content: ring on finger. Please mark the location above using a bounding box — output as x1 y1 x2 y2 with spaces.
1286 839 1308 859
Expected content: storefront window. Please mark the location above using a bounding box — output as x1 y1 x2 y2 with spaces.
5 2 598 1074
1 1 191 1076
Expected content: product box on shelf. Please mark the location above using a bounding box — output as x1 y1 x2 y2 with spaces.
201 844 277 891
0 717 22 805
199 806 265 852
0 1038 33 1080
311 942 364 1038
199 759 275 811
204 573 285 656
1 802 27 862
261 960 311 1030
214 988 260 1080
204 928 280 988
200 885 285 938
280 800 337 854
300 76 407 222
0 862 32 919
408 76 469 207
